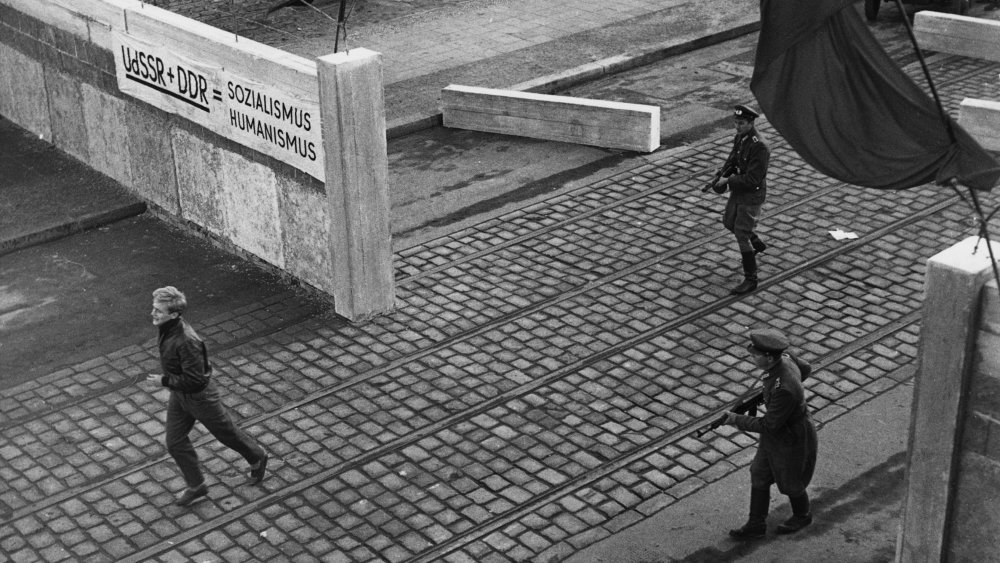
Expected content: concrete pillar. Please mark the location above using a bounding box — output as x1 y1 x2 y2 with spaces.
897 236 1000 562
317 48 395 321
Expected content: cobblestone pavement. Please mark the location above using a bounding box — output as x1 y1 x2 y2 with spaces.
2 44 999 561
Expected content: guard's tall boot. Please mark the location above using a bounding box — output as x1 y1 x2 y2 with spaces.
731 251 758 295
776 492 813 534
729 487 770 540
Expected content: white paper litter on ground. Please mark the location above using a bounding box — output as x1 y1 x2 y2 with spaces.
829 229 859 240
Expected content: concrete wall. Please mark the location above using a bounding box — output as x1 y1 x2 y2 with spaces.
0 0 394 320
949 274 1000 561
898 236 1000 562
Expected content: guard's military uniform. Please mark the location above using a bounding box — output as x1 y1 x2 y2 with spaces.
727 329 817 540
711 105 770 295
717 124 769 235
732 354 817 496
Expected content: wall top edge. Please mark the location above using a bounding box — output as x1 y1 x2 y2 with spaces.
914 10 1000 26
929 236 1000 276
123 5 317 75
961 98 1000 110
1 0 317 75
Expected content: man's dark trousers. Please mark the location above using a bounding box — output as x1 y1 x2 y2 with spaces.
165 379 265 487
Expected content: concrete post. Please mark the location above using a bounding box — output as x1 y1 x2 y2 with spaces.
317 48 395 321
897 236 1000 562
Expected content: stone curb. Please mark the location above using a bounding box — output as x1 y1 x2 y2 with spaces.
0 201 147 257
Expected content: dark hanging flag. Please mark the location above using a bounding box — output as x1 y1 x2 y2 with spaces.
750 0 1000 191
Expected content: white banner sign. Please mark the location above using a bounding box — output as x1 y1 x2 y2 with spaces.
112 31 324 181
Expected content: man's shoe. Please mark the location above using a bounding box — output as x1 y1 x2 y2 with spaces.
175 483 208 507
731 277 758 295
776 513 812 534
751 240 767 255
248 453 269 485
728 522 766 540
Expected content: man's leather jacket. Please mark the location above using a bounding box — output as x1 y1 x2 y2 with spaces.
157 317 211 393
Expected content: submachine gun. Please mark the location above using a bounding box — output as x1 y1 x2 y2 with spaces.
701 163 735 193
696 355 813 438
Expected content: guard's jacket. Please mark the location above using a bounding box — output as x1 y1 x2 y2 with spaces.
714 126 769 206
157 317 211 394
732 354 817 495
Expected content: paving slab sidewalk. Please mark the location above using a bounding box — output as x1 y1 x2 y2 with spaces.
155 0 761 136
566 379 914 563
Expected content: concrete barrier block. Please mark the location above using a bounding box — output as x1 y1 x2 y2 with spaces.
81 83 132 187
915 12 1000 63
172 128 285 268
43 68 88 161
0 42 51 140
442 84 660 152
126 102 179 215
277 177 332 294
959 98 1000 152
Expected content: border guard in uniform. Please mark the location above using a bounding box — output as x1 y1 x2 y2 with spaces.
724 328 817 539
708 105 770 295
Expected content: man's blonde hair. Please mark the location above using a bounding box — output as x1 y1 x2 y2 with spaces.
152 286 187 315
